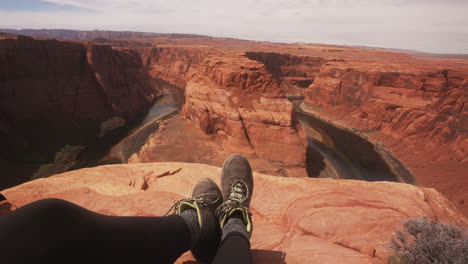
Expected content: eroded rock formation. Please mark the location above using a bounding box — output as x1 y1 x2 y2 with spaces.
0 33 160 188
134 43 468 199
134 50 308 177
1 162 466 263
1 31 466 216
245 52 326 97
0 33 159 136
144 46 207 88
298 56 468 215
304 63 466 147
209 46 467 215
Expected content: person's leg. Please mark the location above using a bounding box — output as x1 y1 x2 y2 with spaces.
0 198 191 264
213 154 254 264
166 178 223 263
212 233 252 264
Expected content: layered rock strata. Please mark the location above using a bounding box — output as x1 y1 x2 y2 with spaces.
1 162 466 263
245 52 326 97
301 58 468 215
304 63 467 149
235 47 467 214
0 33 160 188
145 46 207 88
124 43 467 214
183 54 308 172
135 50 308 177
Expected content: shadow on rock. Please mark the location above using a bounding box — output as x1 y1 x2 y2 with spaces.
182 249 286 264
252 249 287 264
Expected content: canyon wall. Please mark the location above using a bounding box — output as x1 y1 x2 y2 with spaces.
144 46 207 88
297 56 468 215
0 33 160 188
134 48 308 177
132 45 466 214
183 54 307 170
2 32 464 212
245 52 326 97
303 62 467 159
221 48 466 214
0 33 159 128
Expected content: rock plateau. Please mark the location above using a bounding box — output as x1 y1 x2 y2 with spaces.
1 162 466 264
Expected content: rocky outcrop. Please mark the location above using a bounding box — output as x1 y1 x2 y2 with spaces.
1 162 466 263
93 41 468 214
304 64 466 144
238 47 467 215
144 46 207 88
0 33 160 188
245 52 326 97
301 58 468 215
134 51 309 177
183 54 307 172
0 33 159 131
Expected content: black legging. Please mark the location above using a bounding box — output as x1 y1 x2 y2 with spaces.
0 198 252 264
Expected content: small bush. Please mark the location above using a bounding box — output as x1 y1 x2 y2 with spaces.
388 217 467 264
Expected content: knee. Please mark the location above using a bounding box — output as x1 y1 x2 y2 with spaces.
25 198 78 217
35 198 73 208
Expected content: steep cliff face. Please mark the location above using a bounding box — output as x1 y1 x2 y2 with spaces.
388 80 466 156
303 63 467 156
182 54 307 170
86 44 160 117
0 33 159 128
145 46 207 88
2 162 466 263
300 59 468 215
245 52 326 97
237 47 467 214
133 50 308 177
0 33 160 188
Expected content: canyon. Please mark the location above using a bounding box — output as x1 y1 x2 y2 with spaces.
134 41 467 215
0 33 161 189
0 29 467 263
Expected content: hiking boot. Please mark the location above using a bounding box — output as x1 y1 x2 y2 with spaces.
167 178 222 263
215 154 254 236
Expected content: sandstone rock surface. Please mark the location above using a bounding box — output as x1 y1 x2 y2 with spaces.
2 162 466 264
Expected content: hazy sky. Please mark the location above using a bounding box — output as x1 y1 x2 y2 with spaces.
1 0 467 53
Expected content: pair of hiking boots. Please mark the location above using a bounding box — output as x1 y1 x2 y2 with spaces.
168 154 253 263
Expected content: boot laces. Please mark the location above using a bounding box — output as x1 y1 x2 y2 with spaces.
227 180 249 204
215 180 251 221
165 193 220 216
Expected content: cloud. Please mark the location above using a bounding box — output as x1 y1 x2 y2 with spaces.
1 0 467 53
39 0 467 12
